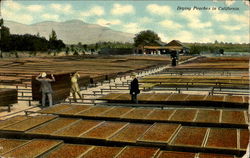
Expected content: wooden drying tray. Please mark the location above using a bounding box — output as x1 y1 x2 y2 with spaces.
0 119 248 156
0 137 240 157
0 88 18 112
98 93 249 108
36 104 248 128
141 75 250 81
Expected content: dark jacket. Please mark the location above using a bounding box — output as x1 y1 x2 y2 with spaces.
130 78 140 95
36 77 55 93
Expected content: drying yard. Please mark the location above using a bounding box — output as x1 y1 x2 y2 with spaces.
0 55 249 157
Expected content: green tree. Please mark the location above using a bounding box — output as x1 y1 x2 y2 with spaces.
65 47 70 56
0 18 11 57
49 29 57 41
83 44 88 51
134 30 160 47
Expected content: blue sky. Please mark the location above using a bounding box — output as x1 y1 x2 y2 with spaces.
1 0 249 43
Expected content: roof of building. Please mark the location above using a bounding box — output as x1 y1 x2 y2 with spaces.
166 40 185 47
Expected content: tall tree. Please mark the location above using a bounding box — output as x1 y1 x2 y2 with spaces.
0 18 11 55
134 30 161 47
49 29 57 41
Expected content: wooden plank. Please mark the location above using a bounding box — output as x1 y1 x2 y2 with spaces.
121 108 152 119
43 144 93 158
206 128 237 149
109 123 150 143
80 121 127 140
38 104 73 114
52 120 103 137
240 129 249 150
116 146 159 158
56 105 92 115
98 93 124 100
82 146 122 158
149 93 172 102
26 118 79 135
1 115 57 132
75 106 111 117
0 115 30 129
224 96 244 104
0 139 29 155
166 94 189 102
2 139 63 158
144 109 175 121
115 93 131 101
185 95 206 102
243 96 249 104
138 123 180 145
194 110 220 123
99 107 133 118
198 153 235 158
205 95 225 102
221 111 246 125
137 93 156 101
156 151 196 158
171 126 207 147
169 109 197 122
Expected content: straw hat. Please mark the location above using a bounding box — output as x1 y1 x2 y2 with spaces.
41 72 47 77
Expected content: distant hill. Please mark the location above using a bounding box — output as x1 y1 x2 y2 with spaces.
4 20 134 44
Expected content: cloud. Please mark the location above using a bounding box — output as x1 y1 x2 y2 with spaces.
222 25 242 31
159 20 182 29
180 10 211 29
50 3 73 14
2 0 22 11
146 4 172 16
2 8 33 24
211 12 230 22
96 19 121 27
80 6 105 17
225 0 235 6
243 0 250 7
174 31 195 43
188 20 212 29
138 17 153 24
111 4 135 15
41 14 59 21
123 23 143 34
211 10 248 25
158 33 168 42
27 5 44 12
180 10 201 21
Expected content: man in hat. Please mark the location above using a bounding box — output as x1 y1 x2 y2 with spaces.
70 71 83 102
129 72 140 104
36 72 55 106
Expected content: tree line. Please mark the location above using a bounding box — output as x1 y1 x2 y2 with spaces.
1 18 248 57
0 19 65 54
186 42 249 54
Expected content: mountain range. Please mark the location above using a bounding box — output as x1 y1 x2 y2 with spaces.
4 20 134 44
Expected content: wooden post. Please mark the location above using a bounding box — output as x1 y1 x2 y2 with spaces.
8 105 11 112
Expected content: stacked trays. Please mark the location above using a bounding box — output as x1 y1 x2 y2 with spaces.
0 88 17 111
32 72 72 104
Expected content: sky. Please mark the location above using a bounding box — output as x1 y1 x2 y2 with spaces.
1 0 249 43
